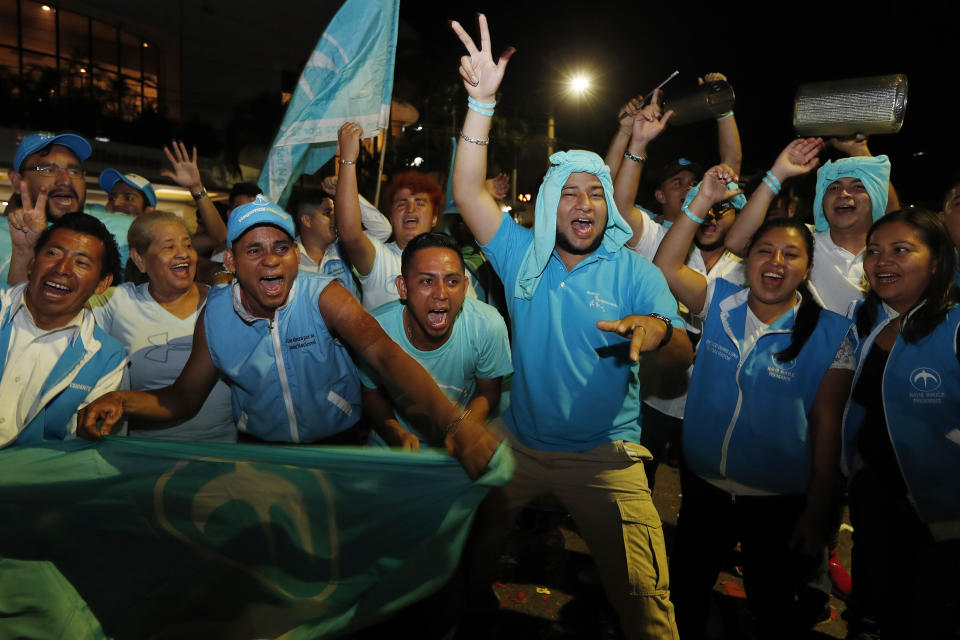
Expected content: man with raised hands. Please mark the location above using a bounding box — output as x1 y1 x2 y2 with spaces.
450 15 691 639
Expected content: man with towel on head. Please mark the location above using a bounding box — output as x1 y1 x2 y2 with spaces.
451 15 692 639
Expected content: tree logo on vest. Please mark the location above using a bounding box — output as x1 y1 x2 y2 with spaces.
909 367 944 405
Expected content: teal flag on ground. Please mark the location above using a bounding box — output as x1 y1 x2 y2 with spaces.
258 0 400 207
0 438 512 639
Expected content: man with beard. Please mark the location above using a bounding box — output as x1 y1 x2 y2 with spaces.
3 133 133 284
451 16 692 638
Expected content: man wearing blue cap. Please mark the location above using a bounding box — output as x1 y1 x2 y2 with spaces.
99 169 157 217
3 132 134 285
452 16 692 639
77 194 500 479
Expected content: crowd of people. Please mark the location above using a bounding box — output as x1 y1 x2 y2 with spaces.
1 12 958 640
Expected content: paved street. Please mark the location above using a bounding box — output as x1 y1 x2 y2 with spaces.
353 462 853 639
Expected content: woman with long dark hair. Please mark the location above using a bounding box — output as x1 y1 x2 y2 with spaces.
843 209 960 639
654 165 855 638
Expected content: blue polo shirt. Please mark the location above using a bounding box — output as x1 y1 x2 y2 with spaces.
482 213 684 452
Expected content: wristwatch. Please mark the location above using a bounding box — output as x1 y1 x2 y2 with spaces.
191 187 207 201
647 313 673 349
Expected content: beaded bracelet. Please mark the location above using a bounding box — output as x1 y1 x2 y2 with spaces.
682 204 704 224
460 131 489 146
623 151 647 164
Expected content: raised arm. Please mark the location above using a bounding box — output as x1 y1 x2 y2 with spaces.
701 73 743 175
334 123 378 274
653 166 737 314
829 137 900 213
318 281 498 479
612 92 673 245
450 15 515 246
604 94 645 178
725 137 824 257
76 310 221 438
161 140 226 253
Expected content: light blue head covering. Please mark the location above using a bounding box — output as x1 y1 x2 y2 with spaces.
813 155 891 232
682 180 748 212
515 150 633 300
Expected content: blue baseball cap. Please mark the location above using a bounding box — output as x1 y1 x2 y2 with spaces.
99 169 158 207
13 132 92 172
227 194 296 248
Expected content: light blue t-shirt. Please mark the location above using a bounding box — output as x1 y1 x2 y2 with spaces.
0 206 132 284
481 213 685 452
360 297 512 447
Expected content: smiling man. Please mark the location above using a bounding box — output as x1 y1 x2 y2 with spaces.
360 232 511 450
808 154 892 313
77 195 500 478
99 169 157 217
0 213 126 448
3 132 134 285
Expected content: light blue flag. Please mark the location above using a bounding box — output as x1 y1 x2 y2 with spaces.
0 438 512 639
258 0 400 207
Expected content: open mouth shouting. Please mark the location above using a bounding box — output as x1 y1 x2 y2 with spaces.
426 306 450 332
259 274 285 297
48 188 80 212
570 217 595 238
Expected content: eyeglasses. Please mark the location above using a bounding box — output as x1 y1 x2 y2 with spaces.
27 163 85 178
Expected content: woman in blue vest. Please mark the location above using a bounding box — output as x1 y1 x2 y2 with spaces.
653 166 856 638
842 209 960 640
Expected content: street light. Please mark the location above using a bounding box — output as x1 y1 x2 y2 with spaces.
548 70 593 157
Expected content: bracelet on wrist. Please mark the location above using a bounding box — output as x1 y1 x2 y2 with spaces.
467 96 495 117
339 159 357 165
763 169 782 194
647 313 674 350
191 187 207 201
716 111 734 121
445 409 472 440
623 151 647 164
682 204 705 225
460 131 489 146
467 96 496 109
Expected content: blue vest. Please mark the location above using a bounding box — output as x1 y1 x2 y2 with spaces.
843 303 960 541
684 279 853 494
204 273 361 442
0 300 127 444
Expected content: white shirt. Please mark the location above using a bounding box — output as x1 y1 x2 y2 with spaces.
357 238 404 311
89 282 236 442
0 289 127 446
809 228 867 315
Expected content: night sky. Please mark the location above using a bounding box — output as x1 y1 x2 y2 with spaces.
393 2 951 210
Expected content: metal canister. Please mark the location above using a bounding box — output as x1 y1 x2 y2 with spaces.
793 74 908 137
